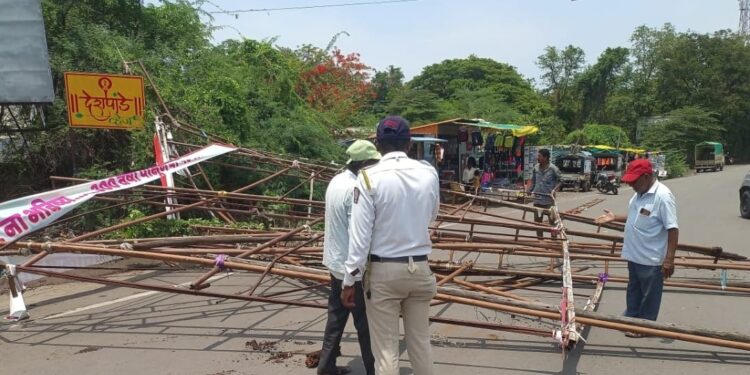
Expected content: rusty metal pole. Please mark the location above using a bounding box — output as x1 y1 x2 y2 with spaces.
189 217 323 289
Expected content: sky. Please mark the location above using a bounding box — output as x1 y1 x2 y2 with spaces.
162 0 740 83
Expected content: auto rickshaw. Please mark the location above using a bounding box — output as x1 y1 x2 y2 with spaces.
555 153 595 192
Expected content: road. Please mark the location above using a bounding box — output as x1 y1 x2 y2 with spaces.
1 166 749 375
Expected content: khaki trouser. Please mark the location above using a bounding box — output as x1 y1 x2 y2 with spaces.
365 259 437 375
533 203 556 239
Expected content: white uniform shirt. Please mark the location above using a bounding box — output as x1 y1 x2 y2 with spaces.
322 170 357 280
622 180 679 266
343 151 440 286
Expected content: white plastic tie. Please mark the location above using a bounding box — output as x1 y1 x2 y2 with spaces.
42 241 53 253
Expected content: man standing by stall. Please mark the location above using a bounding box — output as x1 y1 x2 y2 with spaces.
318 140 380 375
528 149 562 238
342 115 440 375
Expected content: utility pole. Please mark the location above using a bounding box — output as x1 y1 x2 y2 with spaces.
740 0 750 38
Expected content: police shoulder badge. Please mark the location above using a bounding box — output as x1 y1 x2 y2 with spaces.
353 187 360 204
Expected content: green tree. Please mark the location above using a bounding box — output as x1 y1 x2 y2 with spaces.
372 65 405 108
2 0 351 202
564 123 632 146
409 55 548 117
385 88 449 124
575 47 630 127
627 24 677 119
641 106 724 165
627 26 750 161
536 45 585 128
444 88 522 122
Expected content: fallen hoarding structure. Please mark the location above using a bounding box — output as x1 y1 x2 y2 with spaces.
2 64 750 370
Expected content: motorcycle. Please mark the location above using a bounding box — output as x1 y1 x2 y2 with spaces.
595 171 619 195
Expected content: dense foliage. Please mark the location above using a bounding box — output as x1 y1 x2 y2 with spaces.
536 25 750 168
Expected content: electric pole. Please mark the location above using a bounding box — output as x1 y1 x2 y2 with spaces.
740 0 750 38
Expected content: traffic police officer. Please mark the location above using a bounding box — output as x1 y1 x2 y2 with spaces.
341 115 440 375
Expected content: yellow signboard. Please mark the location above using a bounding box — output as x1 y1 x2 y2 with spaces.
64 72 146 130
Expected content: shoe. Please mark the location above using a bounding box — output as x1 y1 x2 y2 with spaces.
318 366 351 375
624 331 649 338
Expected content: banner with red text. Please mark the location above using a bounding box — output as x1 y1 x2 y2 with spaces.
0 144 236 246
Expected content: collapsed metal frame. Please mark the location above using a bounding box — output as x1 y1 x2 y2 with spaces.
5 129 750 354
2 63 750 369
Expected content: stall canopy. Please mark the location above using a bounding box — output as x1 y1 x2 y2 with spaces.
585 144 646 154
410 118 539 137
411 136 447 143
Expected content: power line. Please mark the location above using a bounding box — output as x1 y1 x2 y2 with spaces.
203 0 233 14
207 0 418 15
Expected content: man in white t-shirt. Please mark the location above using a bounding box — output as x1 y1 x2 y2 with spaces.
318 140 380 375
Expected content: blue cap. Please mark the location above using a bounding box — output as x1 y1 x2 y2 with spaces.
376 115 411 141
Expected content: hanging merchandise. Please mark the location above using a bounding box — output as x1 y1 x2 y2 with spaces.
515 136 526 157
471 130 484 147
494 132 504 150
485 132 496 153
458 128 469 142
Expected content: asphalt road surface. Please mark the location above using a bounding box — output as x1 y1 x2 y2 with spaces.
1 165 749 375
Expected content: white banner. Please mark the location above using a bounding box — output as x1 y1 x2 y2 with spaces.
0 143 236 246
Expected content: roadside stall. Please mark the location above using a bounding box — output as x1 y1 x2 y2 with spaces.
410 118 539 191
584 144 667 178
584 145 626 182
408 136 448 168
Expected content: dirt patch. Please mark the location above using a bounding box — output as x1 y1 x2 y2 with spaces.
245 339 277 352
75 346 102 354
266 351 293 363
305 350 321 368
245 339 301 364
206 371 236 375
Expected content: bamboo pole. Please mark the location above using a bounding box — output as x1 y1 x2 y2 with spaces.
15 241 329 282
189 217 324 289
436 287 750 351
246 234 324 296
435 274 532 302
19 266 325 309
128 234 320 250
435 262 473 286
49 176 327 208
428 263 750 294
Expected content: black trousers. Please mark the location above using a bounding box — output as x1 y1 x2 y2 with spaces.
318 274 375 375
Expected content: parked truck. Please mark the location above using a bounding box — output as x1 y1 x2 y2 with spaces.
695 142 725 173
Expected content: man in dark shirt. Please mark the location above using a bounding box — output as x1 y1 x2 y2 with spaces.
528 149 562 238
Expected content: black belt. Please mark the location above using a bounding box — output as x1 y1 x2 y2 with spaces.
369 254 428 263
